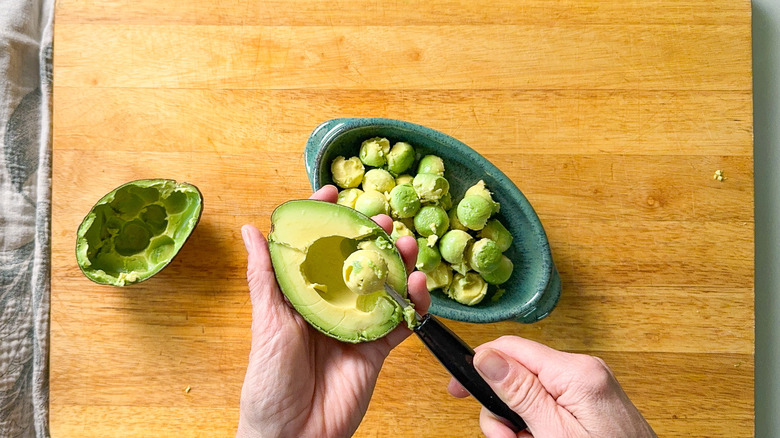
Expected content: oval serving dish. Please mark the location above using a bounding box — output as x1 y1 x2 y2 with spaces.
304 118 560 323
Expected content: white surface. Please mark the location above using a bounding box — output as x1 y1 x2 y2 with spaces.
752 0 779 435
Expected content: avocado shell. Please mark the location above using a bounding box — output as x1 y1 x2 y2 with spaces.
267 200 408 343
75 179 203 286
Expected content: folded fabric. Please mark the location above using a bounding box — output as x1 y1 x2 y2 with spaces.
0 0 55 436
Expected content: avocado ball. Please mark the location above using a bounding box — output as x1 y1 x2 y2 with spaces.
354 190 389 217
456 195 493 230
395 174 414 186
413 173 449 203
467 238 503 274
390 220 415 242
331 156 365 189
386 142 416 175
437 192 453 211
465 180 500 214
337 188 363 209
417 155 445 176
399 216 415 231
450 260 471 275
388 184 421 219
447 272 488 306
362 168 396 194
480 255 514 285
448 208 468 231
413 205 450 239
478 219 513 252
425 261 453 291
439 229 473 264
415 237 442 273
359 137 391 167
342 249 389 295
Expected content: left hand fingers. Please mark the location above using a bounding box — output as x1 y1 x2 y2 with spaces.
480 407 533 438
380 270 430 349
370 213 393 233
309 184 338 202
407 270 430 313
369 216 420 276
393 235 418 274
448 377 471 398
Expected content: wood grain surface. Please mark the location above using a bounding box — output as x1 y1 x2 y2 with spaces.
50 1 754 436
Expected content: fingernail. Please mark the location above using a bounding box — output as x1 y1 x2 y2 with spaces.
241 226 254 254
476 350 509 382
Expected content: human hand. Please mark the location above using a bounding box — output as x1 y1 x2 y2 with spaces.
236 185 430 438
448 336 656 438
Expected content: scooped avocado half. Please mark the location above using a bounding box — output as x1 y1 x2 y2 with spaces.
76 179 203 286
268 200 408 343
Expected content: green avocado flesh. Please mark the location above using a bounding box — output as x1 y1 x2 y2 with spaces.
76 179 203 286
268 200 408 343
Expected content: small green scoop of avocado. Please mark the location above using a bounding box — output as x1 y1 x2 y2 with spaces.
75 179 203 286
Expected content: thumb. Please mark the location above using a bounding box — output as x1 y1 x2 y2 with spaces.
241 224 288 312
474 348 560 435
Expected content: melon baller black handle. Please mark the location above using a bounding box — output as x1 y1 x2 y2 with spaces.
413 313 527 433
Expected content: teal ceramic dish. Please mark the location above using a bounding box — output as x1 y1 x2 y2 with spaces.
304 118 560 323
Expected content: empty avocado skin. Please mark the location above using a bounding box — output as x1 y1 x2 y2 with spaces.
267 200 408 343
75 179 203 286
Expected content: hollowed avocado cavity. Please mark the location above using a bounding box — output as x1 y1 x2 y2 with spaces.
76 179 203 286
301 236 359 307
268 200 408 343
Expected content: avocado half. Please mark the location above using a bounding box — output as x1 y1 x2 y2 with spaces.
268 200 408 343
75 179 203 286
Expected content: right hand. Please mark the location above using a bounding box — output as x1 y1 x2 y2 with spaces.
448 336 657 438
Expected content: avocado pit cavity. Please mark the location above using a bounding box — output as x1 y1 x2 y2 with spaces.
299 236 390 313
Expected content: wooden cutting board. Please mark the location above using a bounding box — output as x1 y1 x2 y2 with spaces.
50 1 754 436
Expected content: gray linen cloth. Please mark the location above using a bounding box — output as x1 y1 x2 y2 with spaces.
1 0 54 436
